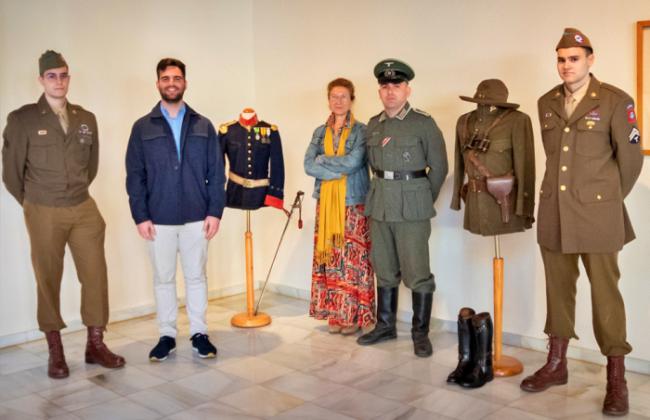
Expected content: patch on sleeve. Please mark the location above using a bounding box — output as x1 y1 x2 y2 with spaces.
629 127 640 144
626 104 637 124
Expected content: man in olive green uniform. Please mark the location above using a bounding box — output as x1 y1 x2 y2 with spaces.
357 59 448 357
520 29 643 417
2 51 125 379
451 79 536 235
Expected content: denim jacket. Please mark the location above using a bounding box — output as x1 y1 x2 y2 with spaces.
303 121 370 206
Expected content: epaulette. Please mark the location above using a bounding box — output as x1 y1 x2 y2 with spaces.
413 108 430 117
219 120 237 134
271 124 278 131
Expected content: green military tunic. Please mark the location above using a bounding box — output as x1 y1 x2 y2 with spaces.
450 106 536 235
365 103 448 292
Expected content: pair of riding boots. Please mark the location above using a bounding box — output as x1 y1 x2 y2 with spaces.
447 307 494 388
357 287 433 357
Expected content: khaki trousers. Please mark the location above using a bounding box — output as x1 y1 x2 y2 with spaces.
540 246 632 356
23 198 109 331
370 219 435 294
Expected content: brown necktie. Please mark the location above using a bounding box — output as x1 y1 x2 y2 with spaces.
565 94 577 118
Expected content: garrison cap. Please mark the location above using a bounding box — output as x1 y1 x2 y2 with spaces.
39 50 67 75
556 28 592 51
374 58 414 84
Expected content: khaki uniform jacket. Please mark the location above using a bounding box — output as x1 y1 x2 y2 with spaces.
537 76 643 253
2 94 99 207
450 108 536 236
365 103 448 222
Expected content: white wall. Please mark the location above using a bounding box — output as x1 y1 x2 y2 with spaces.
1 0 648 367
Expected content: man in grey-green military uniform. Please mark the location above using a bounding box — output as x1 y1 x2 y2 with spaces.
357 59 448 357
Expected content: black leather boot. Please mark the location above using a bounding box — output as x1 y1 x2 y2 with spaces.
459 312 493 388
357 287 398 345
411 291 433 357
447 307 476 383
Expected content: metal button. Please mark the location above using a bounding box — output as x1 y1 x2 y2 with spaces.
563 127 570 133
248 171 252 175
247 157 251 161
544 124 548 128
560 185 566 191
248 164 252 168
247 150 251 154
597 194 602 200
540 190 543 195
561 165 567 172
563 145 569 152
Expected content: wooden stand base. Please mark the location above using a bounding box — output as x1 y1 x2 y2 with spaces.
231 312 271 328
493 354 524 377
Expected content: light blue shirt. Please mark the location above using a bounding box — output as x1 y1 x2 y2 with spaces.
160 102 186 161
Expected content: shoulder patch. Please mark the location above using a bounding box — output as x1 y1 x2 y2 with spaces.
219 120 237 134
413 108 430 117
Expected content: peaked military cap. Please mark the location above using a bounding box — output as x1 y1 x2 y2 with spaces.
374 58 414 84
460 79 519 109
556 27 592 51
39 50 67 75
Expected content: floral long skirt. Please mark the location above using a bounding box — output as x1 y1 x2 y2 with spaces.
309 203 376 328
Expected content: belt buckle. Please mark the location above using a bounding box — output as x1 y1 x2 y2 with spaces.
243 179 253 188
384 171 394 180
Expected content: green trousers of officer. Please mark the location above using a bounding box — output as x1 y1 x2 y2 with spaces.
370 219 435 293
23 198 110 332
540 246 632 356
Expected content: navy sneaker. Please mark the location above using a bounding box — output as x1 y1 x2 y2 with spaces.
191 333 217 358
149 336 176 362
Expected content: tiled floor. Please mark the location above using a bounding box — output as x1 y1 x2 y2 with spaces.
1 292 649 419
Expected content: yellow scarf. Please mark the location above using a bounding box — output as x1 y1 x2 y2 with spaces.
315 114 354 264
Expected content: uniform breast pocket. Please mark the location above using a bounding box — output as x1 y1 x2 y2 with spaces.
540 119 558 155
28 137 59 169
575 119 612 158
402 182 434 220
366 134 382 167
398 136 424 170
75 135 93 164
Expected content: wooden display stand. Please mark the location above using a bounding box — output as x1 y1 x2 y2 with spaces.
492 235 523 377
231 211 271 328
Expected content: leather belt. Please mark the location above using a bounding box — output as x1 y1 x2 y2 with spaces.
467 177 487 193
228 171 270 188
373 169 427 181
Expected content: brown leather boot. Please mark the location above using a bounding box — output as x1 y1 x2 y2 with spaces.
44 331 69 379
603 356 629 416
520 336 569 392
85 327 126 368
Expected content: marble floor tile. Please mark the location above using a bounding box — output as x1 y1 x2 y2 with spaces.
388 358 455 387
218 385 303 417
482 406 552 420
264 371 344 401
0 347 46 375
411 387 503 419
217 356 294 383
71 397 159 420
311 385 406 420
87 365 167 395
509 392 602 419
172 369 251 400
374 405 455 420
165 401 260 420
0 393 69 418
125 388 188 417
149 382 210 407
259 343 340 372
350 370 437 403
446 376 528 405
308 359 377 385
269 402 356 420
37 379 121 412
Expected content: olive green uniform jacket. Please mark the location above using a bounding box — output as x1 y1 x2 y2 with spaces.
2 94 99 207
365 103 448 221
450 108 536 235
537 76 643 253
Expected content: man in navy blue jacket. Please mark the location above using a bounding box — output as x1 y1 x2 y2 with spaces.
126 58 225 361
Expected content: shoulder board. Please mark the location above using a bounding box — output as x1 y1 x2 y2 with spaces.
271 124 278 131
413 108 430 117
219 120 237 134
369 112 382 121
599 82 630 100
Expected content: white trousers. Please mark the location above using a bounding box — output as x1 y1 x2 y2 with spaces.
149 221 208 338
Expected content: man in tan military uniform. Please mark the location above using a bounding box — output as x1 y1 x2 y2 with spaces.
2 51 125 379
357 59 448 358
451 79 536 235
520 29 643 417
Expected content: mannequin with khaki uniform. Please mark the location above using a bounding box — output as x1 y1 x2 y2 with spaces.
521 28 643 417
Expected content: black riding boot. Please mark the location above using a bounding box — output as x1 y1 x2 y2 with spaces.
411 291 433 357
459 312 493 388
357 287 398 345
447 307 476 383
